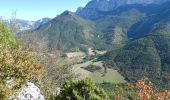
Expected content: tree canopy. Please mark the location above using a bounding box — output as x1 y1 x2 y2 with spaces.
57 78 109 100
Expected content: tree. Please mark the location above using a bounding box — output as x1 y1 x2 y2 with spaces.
40 58 75 100
0 23 17 48
56 78 109 100
0 23 44 99
10 10 18 34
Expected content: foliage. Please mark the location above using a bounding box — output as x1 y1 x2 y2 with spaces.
13 2 170 99
18 11 107 53
128 2 170 39
90 69 126 84
40 74 57 100
135 77 170 100
0 23 17 48
0 23 44 99
39 53 75 100
17 31 48 53
99 77 170 100
57 78 109 100
95 9 145 44
18 26 75 99
83 65 102 72
135 77 153 100
98 3 170 89
101 27 170 89
98 82 138 99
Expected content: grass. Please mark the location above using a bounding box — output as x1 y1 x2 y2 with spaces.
83 65 102 72
72 57 126 84
90 69 126 84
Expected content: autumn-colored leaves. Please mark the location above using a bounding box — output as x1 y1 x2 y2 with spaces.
151 74 170 100
114 75 170 100
135 76 170 100
136 77 153 100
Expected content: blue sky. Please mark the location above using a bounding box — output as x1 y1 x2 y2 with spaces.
0 0 90 21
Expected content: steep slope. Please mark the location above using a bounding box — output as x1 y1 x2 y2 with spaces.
20 11 106 52
94 8 146 44
94 1 170 44
76 0 169 19
93 1 170 89
16 0 170 89
100 15 170 88
33 17 51 29
128 1 170 39
18 1 170 51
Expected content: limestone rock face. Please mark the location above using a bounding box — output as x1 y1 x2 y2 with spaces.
15 82 45 100
76 0 169 19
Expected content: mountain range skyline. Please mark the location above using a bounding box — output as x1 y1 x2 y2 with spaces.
2 0 169 21
0 0 90 21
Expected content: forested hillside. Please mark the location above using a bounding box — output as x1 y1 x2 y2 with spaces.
100 17 170 89
2 0 170 99
18 11 107 53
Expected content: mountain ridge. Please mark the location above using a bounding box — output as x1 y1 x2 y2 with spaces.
98 1 170 88
1 17 51 32
19 11 107 52
76 0 170 19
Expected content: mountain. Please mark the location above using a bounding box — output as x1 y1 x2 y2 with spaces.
18 1 170 52
75 0 170 45
19 11 107 52
33 17 51 29
18 5 149 52
99 1 170 88
127 1 170 39
76 0 169 19
1 17 50 32
16 0 170 88
94 6 146 44
86 0 170 44
16 19 35 31
100 27 170 89
0 18 33 31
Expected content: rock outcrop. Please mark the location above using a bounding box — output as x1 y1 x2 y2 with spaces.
15 82 45 100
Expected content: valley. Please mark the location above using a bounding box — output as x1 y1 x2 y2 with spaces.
70 53 126 84
1 0 170 99
18 1 170 88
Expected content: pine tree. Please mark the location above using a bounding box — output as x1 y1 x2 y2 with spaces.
57 78 109 100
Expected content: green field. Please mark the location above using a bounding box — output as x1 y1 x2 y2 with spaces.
90 69 126 84
72 58 126 84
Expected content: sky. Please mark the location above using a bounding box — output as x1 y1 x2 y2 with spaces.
0 0 90 21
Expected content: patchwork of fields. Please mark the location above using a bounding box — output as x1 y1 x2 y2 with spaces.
71 56 126 84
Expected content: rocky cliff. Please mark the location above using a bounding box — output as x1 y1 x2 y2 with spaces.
76 0 169 19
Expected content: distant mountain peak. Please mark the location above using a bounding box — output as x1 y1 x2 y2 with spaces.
61 11 75 16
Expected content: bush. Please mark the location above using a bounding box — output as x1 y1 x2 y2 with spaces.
83 65 102 72
0 23 44 99
56 78 109 100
